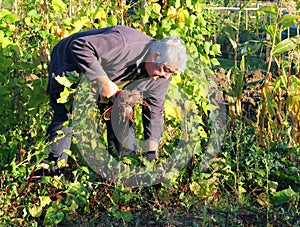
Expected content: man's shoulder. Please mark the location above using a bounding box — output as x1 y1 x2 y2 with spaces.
114 25 155 43
114 25 143 34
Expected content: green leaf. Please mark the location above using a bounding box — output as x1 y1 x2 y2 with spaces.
186 43 198 54
270 187 299 205
29 205 42 217
184 100 197 112
286 166 299 175
55 76 72 87
0 85 10 98
113 211 133 222
0 36 12 48
196 126 206 138
28 9 38 17
0 135 6 143
0 30 4 40
206 103 218 111
268 181 278 194
57 159 67 168
0 9 11 20
258 5 278 15
278 14 300 30
265 25 276 40
265 90 276 116
186 0 192 9
70 200 79 212
161 18 172 31
249 42 262 54
57 87 72 104
164 99 182 119
238 185 247 194
63 149 77 161
66 72 81 83
4 13 19 23
272 36 299 56
44 207 65 225
201 101 210 116
72 19 85 32
211 44 221 56
108 15 118 26
240 0 252 12
204 41 210 55
175 0 181 9
240 55 245 72
224 25 237 49
151 3 161 14
190 181 201 195
254 169 266 177
235 74 244 97
67 182 85 194
80 166 90 174
93 7 106 20
211 58 220 66
52 0 67 13
149 23 157 37
40 196 52 207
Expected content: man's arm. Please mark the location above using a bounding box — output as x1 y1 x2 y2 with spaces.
142 78 171 156
142 98 164 151
95 76 118 99
69 32 122 98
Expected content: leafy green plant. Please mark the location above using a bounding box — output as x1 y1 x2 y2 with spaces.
256 3 300 145
1 0 300 226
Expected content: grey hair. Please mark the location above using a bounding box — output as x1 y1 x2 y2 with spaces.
149 36 187 73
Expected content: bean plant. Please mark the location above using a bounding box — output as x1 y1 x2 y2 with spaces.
0 0 299 226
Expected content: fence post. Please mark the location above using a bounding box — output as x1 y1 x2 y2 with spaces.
246 9 248 30
13 0 18 14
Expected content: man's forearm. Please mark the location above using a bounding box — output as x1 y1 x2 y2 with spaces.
94 75 118 99
95 74 110 85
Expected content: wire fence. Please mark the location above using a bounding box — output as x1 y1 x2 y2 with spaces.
207 5 299 60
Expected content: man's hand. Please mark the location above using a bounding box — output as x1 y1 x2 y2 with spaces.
147 139 159 151
99 80 118 99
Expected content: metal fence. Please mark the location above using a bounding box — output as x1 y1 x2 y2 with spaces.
206 5 299 60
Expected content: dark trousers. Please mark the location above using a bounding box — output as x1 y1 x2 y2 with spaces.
46 93 72 162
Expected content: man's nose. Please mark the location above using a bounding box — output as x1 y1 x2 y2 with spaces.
159 66 165 74
164 73 171 79
160 73 171 79
159 68 167 76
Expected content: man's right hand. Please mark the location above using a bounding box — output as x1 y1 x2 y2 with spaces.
99 80 118 99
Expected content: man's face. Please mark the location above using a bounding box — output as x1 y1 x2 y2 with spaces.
145 52 178 80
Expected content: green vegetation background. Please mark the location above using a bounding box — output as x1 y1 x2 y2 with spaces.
0 0 299 226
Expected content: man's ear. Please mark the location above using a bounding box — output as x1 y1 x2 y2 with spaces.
147 52 161 62
154 52 161 62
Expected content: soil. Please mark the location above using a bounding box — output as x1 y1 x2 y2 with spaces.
213 68 265 122
59 201 290 227
241 70 265 122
